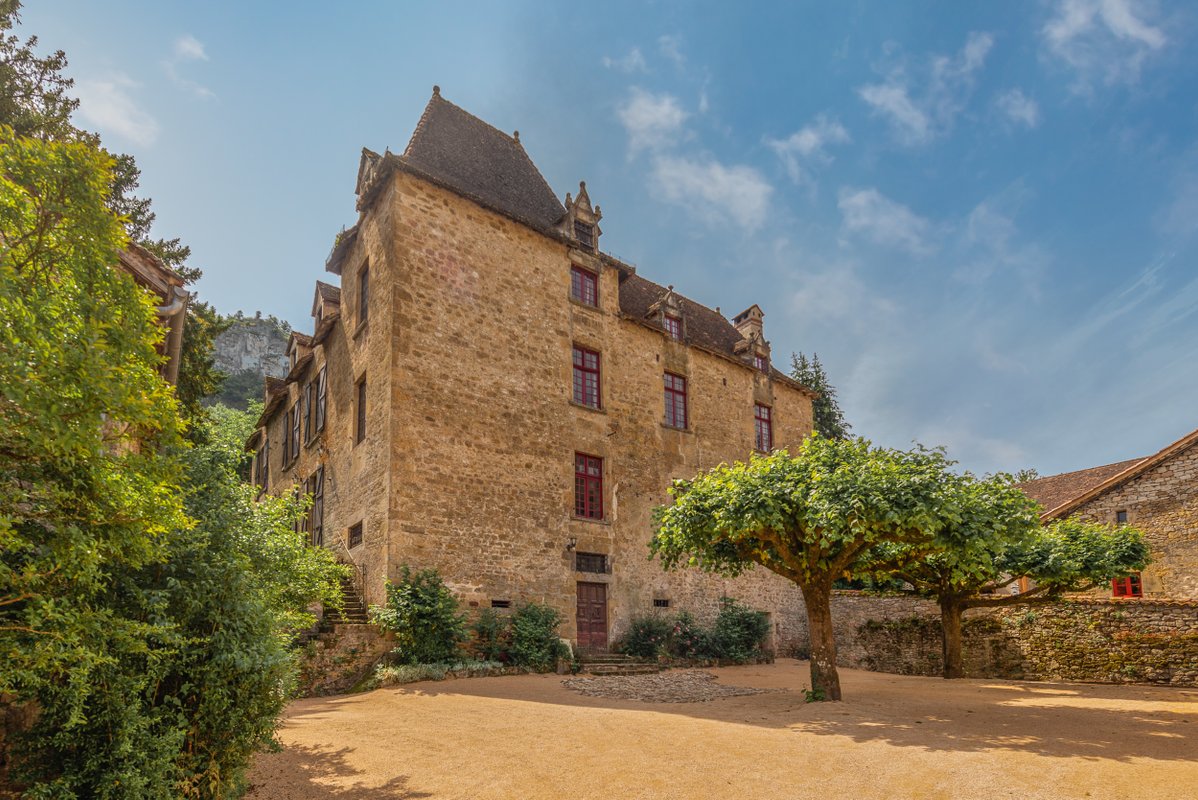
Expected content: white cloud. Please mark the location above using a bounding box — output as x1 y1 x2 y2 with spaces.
658 34 685 68
617 87 689 153
166 33 214 98
837 187 933 254
650 155 773 232
174 34 208 61
73 75 160 146
1042 0 1166 88
995 88 1041 128
858 31 994 146
766 115 850 183
791 262 897 333
602 48 647 73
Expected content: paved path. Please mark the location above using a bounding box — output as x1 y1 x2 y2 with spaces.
247 660 1198 800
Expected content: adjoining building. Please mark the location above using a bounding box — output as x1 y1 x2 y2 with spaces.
248 87 816 651
1020 427 1198 601
116 242 190 385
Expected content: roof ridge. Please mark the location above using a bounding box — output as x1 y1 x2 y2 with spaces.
402 87 441 157
406 86 523 156
1027 457 1146 484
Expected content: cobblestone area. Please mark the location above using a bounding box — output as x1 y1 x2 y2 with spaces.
561 669 780 703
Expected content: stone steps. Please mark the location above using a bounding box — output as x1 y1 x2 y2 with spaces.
583 664 662 676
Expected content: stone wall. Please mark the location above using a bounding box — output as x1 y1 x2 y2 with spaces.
831 593 1198 686
295 623 395 697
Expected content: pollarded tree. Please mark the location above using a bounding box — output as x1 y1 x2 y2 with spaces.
864 505 1150 679
651 436 967 700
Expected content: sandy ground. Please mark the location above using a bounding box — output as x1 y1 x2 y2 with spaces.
247 661 1198 800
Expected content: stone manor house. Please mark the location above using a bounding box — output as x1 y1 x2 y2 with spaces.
248 88 816 651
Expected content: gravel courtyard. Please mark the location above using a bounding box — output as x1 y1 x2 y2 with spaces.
247 661 1198 800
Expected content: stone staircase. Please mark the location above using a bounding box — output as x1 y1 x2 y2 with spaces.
579 652 661 676
323 575 370 626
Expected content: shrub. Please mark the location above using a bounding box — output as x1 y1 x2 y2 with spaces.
508 602 568 671
621 614 675 658
668 611 712 658
710 597 771 663
471 608 511 662
371 566 466 665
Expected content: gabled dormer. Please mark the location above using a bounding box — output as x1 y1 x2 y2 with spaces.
732 304 771 372
561 181 602 254
312 281 342 326
647 285 685 342
286 331 314 374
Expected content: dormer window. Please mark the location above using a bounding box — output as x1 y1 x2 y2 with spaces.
663 314 682 341
571 266 598 307
574 220 595 252
754 354 768 372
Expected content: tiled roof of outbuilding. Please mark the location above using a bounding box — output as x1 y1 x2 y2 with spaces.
1019 459 1146 513
400 88 566 231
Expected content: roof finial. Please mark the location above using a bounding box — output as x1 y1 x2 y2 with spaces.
579 180 587 190
715 306 721 315
513 130 520 142
432 84 441 96
667 284 674 291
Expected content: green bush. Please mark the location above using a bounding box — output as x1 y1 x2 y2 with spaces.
710 597 771 663
621 614 675 658
371 566 466 664
471 608 511 662
508 602 568 671
619 599 770 663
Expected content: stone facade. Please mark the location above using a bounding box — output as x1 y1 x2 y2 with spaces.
1058 441 1198 600
250 90 816 653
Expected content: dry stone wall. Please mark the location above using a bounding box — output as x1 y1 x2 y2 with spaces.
829 593 1198 686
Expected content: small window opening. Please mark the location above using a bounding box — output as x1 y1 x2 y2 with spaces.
653 598 671 608
348 521 363 548
491 599 511 609
574 220 595 251
575 552 608 573
1115 510 1128 524
1112 573 1142 598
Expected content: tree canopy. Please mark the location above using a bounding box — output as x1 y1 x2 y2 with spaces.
652 436 967 700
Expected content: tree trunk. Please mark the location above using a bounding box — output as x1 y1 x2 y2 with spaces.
800 583 841 701
940 597 965 679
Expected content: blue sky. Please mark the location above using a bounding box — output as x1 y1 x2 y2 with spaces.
23 1 1198 476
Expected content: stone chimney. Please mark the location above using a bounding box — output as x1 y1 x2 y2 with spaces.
732 304 764 342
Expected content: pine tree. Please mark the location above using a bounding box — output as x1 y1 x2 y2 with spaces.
790 352 851 439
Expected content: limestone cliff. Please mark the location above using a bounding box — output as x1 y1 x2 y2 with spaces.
211 314 291 409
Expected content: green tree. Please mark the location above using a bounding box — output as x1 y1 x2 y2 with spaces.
0 1 226 436
652 436 965 700
790 352 850 439
865 509 1150 679
372 566 467 664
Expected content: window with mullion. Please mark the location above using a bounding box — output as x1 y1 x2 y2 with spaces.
574 453 603 519
663 314 682 341
571 266 598 307
1112 573 1142 597
754 403 773 451
664 372 687 429
574 220 595 251
572 346 601 409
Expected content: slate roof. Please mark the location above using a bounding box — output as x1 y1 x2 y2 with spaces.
400 88 565 231
1019 458 1146 514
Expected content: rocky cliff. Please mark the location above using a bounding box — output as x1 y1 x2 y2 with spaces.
211 314 291 410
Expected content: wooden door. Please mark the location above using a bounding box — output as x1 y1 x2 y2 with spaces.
576 582 608 651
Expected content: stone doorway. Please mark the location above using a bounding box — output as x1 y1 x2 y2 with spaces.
576 581 608 652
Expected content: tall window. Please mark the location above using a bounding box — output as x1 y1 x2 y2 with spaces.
310 467 324 547
754 354 768 372
289 400 301 460
281 408 292 465
1112 573 1142 598
664 372 687 429
572 346 601 409
255 441 269 489
303 381 315 442
315 366 327 432
571 266 598 307
358 263 369 326
574 220 595 251
754 404 773 451
663 314 682 341
574 453 603 519
355 376 367 444
349 521 364 548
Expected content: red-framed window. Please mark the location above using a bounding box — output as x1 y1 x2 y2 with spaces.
663 314 682 341
572 346 601 408
664 372 687 429
754 404 773 451
574 453 603 519
571 266 598 307
1112 573 1142 598
754 354 768 372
